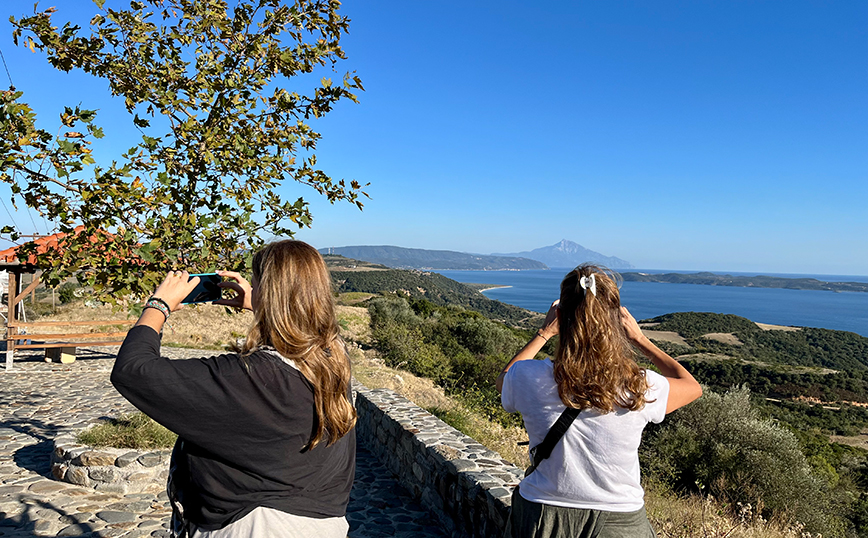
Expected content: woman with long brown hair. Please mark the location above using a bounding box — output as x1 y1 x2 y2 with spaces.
497 264 702 537
112 240 356 538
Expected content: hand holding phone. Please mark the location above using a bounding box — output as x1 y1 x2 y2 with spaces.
214 270 254 311
181 273 223 304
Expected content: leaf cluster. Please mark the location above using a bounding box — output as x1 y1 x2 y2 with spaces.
3 0 366 301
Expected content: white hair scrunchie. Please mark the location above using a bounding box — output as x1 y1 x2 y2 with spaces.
579 274 597 296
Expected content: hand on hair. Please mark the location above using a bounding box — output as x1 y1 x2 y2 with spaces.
214 270 254 311
151 271 199 312
539 300 559 340
620 307 646 344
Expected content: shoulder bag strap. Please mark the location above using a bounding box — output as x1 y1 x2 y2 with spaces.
526 407 581 476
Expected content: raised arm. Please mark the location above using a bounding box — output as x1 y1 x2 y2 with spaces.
496 301 559 393
620 307 702 413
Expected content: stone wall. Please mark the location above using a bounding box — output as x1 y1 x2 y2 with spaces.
354 385 523 538
50 432 170 495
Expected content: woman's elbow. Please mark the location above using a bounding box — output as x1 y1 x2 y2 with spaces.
689 380 703 403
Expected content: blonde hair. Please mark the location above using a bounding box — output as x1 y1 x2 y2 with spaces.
241 240 356 450
554 264 649 412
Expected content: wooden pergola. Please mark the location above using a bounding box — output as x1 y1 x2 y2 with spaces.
1 233 134 370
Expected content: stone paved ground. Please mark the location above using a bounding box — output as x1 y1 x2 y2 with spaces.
1 348 447 537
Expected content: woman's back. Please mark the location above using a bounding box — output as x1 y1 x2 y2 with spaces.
113 331 355 529
502 358 667 512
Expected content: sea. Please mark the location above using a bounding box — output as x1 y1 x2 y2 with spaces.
436 269 868 338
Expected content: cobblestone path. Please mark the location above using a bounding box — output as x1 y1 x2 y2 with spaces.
1 348 447 537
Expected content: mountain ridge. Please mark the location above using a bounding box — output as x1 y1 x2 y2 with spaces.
318 245 547 271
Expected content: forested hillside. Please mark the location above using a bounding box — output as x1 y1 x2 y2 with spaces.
331 269 543 329
645 312 868 370
622 272 868 292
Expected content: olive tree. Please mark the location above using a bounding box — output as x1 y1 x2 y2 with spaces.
1 0 365 299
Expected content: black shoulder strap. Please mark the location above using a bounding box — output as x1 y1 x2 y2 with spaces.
526 407 581 476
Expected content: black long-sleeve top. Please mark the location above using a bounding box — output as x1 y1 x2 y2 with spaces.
111 325 355 530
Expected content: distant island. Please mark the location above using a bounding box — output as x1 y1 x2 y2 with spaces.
494 239 633 269
621 271 868 293
318 246 547 271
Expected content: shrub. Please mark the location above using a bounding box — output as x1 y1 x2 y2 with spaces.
58 283 78 304
452 317 524 357
371 319 452 384
642 386 845 537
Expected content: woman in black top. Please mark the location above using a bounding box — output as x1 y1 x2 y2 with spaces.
112 240 356 538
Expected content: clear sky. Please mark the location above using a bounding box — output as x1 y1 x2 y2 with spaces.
1 1 866 275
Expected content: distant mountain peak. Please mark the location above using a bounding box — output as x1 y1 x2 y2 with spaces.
494 240 633 269
554 239 582 252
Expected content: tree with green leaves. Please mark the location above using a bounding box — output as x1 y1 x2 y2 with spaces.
1 0 365 300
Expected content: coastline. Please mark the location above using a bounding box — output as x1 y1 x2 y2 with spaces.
478 285 513 293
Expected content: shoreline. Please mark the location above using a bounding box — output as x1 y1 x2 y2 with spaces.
479 285 513 293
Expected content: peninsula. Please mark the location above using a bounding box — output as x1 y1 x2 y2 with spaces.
621 272 868 293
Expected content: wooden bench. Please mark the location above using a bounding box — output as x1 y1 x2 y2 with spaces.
5 319 135 369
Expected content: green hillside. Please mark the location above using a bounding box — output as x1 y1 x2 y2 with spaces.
644 312 868 371
331 269 543 329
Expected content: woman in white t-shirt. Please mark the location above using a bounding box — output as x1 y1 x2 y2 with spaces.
496 265 702 538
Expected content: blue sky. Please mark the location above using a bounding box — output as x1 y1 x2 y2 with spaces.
1 1 866 275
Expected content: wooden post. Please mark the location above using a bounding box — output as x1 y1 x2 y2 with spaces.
5 270 18 371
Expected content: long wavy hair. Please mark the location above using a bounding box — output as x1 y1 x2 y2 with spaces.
554 264 649 412
241 240 356 450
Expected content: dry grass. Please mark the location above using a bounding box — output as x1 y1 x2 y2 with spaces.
645 482 812 538
642 329 690 347
28 300 253 350
756 323 801 332
336 305 371 344
703 332 744 346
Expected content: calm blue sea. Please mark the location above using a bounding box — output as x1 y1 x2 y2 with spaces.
436 269 868 337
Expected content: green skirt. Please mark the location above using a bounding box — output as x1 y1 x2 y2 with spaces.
505 487 657 538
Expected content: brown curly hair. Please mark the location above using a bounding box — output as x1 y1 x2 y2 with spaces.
554 264 649 412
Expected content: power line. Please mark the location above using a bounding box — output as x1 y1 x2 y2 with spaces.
0 46 14 89
1 197 20 233
25 207 40 235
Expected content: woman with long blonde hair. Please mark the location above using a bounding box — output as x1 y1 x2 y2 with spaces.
112 240 356 538
497 264 702 537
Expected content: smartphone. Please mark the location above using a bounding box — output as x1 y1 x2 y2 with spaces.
182 273 223 304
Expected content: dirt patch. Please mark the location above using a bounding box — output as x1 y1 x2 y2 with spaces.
756 322 801 332
638 322 660 328
702 332 743 346
831 431 868 450
675 353 735 362
642 330 688 347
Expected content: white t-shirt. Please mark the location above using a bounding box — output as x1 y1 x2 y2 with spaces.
501 358 669 512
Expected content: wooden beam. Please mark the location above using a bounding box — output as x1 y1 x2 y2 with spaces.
8 319 135 328
14 341 126 350
9 331 130 341
12 274 41 307
5 271 18 370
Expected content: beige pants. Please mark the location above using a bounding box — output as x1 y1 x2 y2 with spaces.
190 507 349 538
